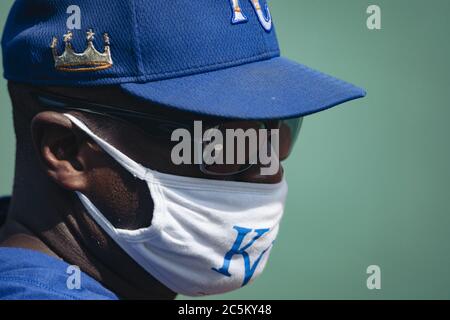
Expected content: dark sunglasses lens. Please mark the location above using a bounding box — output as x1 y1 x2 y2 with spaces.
200 121 263 176
279 118 303 158
201 163 254 176
200 118 303 175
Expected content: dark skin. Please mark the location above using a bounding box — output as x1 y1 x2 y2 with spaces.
0 82 286 299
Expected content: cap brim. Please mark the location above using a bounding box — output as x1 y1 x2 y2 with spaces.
120 57 366 120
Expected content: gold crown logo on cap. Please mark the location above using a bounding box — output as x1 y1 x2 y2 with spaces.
51 29 113 72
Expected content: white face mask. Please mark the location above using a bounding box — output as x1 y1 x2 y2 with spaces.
64 113 288 296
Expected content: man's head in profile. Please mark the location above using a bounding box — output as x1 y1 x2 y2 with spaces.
0 0 365 300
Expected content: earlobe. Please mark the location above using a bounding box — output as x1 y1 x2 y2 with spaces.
31 111 89 192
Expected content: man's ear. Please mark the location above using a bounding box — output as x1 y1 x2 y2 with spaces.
31 111 90 192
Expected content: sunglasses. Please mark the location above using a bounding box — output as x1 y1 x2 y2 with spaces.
34 92 303 176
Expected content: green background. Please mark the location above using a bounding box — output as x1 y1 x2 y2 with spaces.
1 0 450 299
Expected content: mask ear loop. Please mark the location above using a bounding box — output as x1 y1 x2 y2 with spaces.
64 113 166 239
63 113 153 182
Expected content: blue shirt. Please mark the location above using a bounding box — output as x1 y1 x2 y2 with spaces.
0 197 118 300
0 247 118 300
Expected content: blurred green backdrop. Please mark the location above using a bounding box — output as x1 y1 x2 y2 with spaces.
1 0 450 299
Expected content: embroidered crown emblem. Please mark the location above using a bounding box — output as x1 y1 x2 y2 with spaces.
51 29 113 72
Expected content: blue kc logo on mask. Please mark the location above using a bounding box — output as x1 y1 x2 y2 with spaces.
212 226 273 286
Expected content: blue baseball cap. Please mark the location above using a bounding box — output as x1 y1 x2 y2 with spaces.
2 0 365 119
